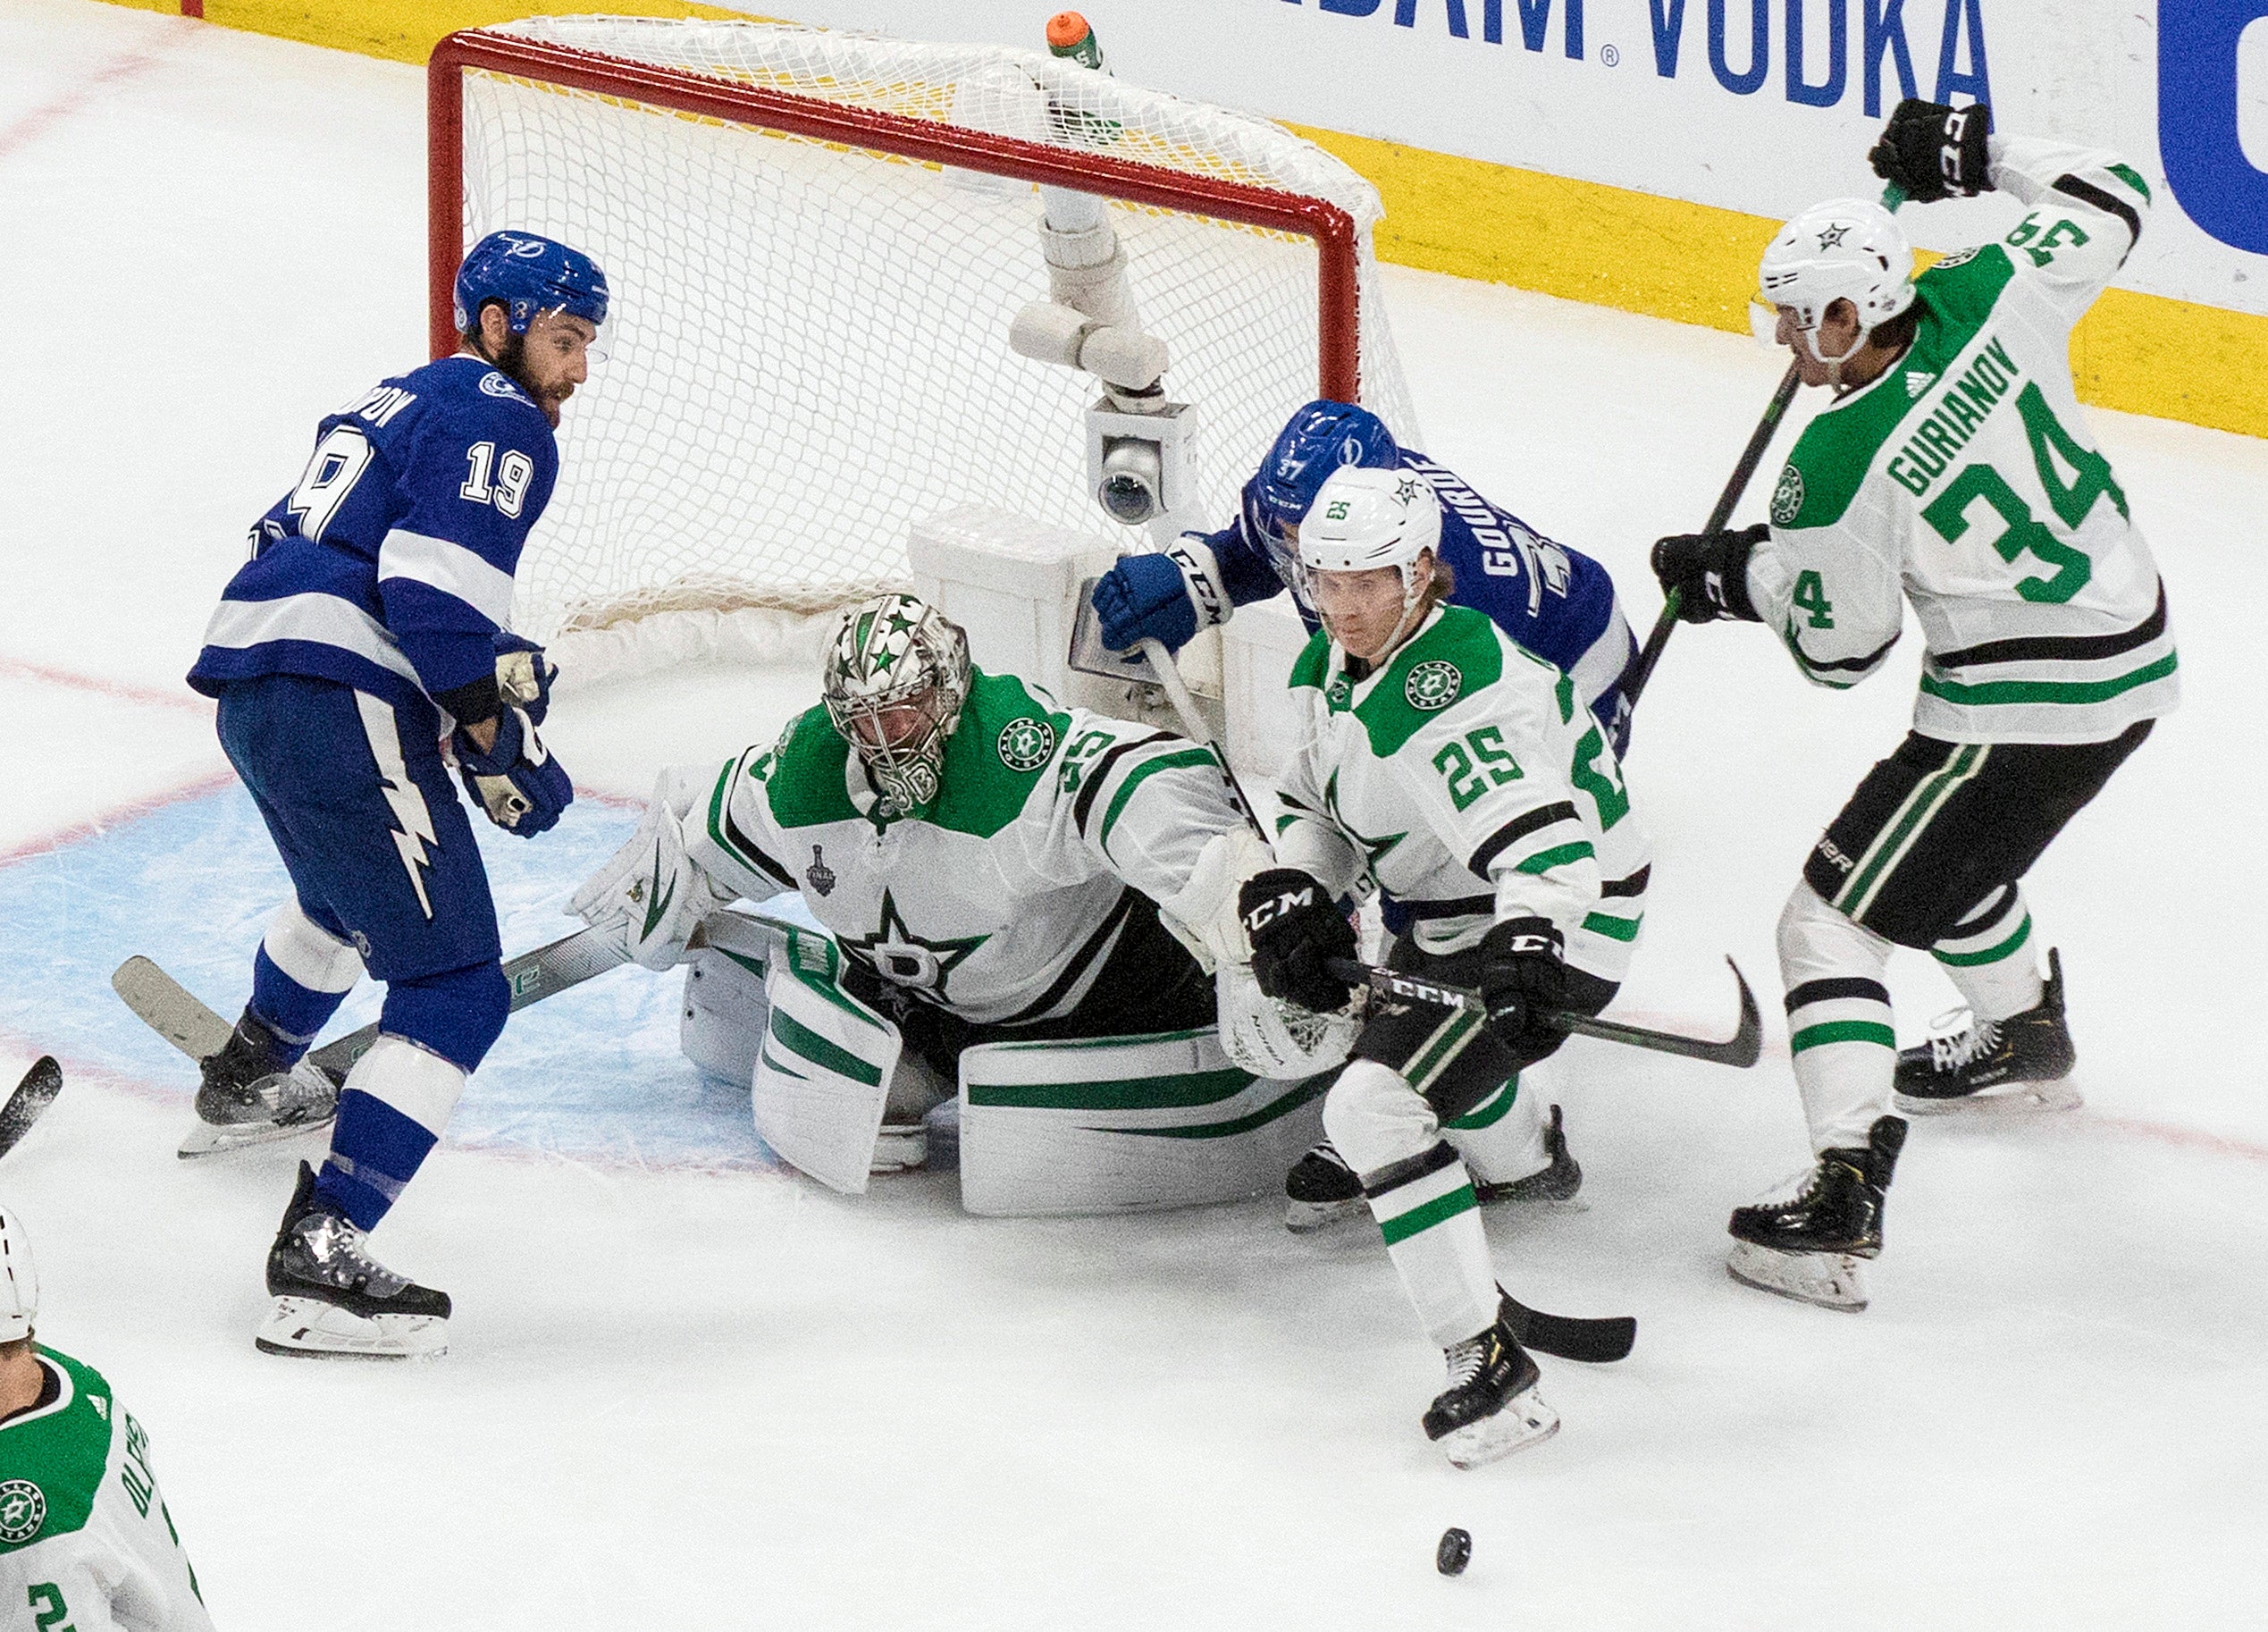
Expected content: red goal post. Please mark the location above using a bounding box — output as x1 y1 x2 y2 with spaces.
422 19 1416 667
428 27 1362 395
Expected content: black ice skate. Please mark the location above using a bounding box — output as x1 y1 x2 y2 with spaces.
1895 948 2079 1115
1422 1299 1558 1468
257 1162 450 1360
1474 1104 1583 1205
1726 1116 1907 1313
183 1010 340 1160
1282 1140 1365 1232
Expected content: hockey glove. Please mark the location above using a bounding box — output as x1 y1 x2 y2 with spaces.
1651 524 1766 624
1091 539 1229 654
454 706 573 837
570 786 727 970
1476 917 1570 1064
492 633 559 725
1239 869 1357 1014
1869 98 1995 204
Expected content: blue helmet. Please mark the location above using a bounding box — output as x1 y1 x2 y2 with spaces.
453 231 610 337
1247 400 1399 543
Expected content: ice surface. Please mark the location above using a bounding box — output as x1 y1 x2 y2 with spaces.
0 4 2262 1629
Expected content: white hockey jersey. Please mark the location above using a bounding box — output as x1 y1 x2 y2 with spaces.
1747 136 2176 745
1273 605 1650 983
671 669 1247 1025
0 1350 212 1632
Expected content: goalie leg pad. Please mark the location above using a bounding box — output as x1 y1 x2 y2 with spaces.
959 1029 1323 1216
752 951 901 1195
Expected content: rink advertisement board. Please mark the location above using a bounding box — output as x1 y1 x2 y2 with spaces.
104 0 2268 435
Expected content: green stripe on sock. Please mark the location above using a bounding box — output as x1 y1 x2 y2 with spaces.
1378 1182 1477 1246
1933 913 2032 968
1789 1019 1897 1054
1444 1079 1516 1130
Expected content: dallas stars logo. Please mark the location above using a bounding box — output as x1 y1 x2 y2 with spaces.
1325 770 1405 880
1393 475 1427 507
1815 222 1852 249
995 716 1057 772
0 1480 46 1544
840 888 987 999
1403 660 1463 712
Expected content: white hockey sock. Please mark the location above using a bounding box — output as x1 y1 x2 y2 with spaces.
1931 884 2044 1021
1778 884 1896 1152
1325 1061 1498 1348
1441 1074 1550 1185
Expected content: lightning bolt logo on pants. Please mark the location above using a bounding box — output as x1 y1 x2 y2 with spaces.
355 692 439 920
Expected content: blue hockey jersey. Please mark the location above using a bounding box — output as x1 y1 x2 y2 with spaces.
189 355 559 718
1199 448 1634 736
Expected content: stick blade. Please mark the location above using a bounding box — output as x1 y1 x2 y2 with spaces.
0 1058 63 1160
112 956 232 1061
1502 1294 1636 1364
1719 957 1763 1068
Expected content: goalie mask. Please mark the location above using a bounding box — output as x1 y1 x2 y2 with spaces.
823 593 972 819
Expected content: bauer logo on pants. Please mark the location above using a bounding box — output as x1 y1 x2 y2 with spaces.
0 1479 46 1544
1404 660 1462 711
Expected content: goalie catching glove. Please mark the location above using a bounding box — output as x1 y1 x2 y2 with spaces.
1239 868 1356 1014
454 704 573 836
570 782 733 970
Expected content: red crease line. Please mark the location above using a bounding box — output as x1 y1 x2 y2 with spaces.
0 657 212 716
0 770 238 870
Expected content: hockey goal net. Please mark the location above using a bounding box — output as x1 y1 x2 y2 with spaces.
431 17 1421 674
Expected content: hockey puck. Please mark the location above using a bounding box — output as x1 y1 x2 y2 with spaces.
1435 1527 1471 1576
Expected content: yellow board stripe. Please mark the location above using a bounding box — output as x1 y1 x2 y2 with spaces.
95 2 2268 441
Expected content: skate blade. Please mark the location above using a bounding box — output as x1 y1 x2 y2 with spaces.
1894 1078 2082 1117
255 1296 448 1360
1441 1385 1560 1469
177 1113 335 1160
1726 1241 1869 1311
1284 1196 1366 1234
869 1127 928 1174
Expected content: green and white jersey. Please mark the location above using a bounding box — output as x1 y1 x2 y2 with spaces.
1274 605 1650 982
1750 136 2176 745
0 1349 210 1632
678 668 1244 1025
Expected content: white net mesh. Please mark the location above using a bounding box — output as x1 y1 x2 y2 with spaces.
457 16 1421 658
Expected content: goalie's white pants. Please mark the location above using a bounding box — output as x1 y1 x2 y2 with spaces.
1325 1059 1498 1350
1779 883 1896 1152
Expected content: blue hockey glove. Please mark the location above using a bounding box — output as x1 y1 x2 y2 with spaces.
1093 552 1198 652
455 706 573 837
492 633 559 725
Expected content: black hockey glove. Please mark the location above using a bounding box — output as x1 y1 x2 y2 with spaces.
1476 917 1570 1064
1239 869 1357 1014
1651 524 1766 623
1869 98 1995 204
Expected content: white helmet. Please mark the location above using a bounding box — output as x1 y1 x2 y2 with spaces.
1298 465 1441 573
1760 198 1916 365
821 593 972 820
0 1202 36 1343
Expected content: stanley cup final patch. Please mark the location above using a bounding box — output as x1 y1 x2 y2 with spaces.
996 717 1057 772
1404 660 1463 711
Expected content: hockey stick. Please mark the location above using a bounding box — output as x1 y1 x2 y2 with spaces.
1501 1292 1635 1365
1135 636 1267 836
1624 184 1906 715
1326 956 1761 1069
1618 361 1802 713
113 924 646 1088
0 1058 62 1162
